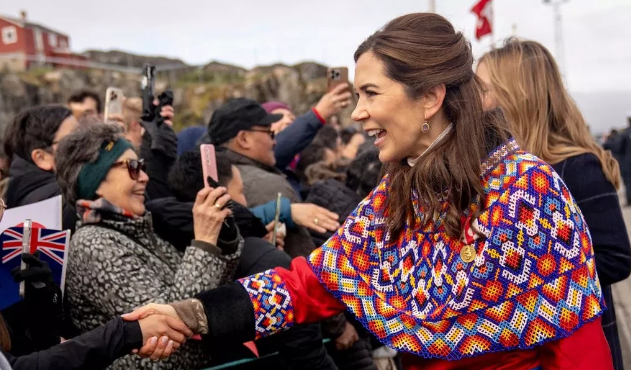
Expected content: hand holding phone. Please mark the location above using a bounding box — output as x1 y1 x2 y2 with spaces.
315 68 352 121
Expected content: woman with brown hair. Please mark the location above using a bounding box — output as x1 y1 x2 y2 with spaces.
477 38 631 370
127 13 612 369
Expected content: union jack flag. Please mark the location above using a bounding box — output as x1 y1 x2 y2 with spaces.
0 227 70 309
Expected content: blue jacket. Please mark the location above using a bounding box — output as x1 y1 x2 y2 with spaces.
249 196 295 228
274 109 324 170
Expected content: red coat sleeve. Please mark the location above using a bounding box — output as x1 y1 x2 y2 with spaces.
237 256 346 340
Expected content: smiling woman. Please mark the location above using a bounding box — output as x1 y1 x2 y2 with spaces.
53 123 243 370
122 12 614 370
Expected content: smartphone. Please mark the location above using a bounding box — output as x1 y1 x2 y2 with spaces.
200 144 218 187
271 193 282 247
103 87 124 123
18 219 32 299
327 67 349 92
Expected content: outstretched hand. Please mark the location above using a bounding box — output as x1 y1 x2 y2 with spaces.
291 203 340 234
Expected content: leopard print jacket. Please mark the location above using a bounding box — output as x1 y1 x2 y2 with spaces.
66 212 242 370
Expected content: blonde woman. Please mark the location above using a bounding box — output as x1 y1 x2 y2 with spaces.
477 38 631 370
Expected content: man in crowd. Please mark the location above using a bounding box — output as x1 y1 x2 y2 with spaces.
208 99 330 257
67 90 101 120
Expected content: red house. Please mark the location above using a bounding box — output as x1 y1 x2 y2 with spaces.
0 11 86 71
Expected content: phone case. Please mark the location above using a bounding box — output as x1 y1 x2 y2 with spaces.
200 144 218 185
327 67 349 92
104 87 124 122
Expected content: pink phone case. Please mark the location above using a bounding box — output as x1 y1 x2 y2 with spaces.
200 144 218 186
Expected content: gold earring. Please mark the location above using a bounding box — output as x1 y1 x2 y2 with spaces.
421 119 430 133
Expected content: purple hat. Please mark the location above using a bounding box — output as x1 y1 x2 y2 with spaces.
261 101 291 114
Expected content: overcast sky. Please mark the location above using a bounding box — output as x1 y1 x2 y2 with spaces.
5 0 631 92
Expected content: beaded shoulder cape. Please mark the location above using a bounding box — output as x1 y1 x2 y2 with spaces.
307 139 604 360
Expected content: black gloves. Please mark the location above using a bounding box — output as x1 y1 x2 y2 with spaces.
11 251 63 348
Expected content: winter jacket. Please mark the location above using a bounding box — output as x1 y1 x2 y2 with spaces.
305 179 362 246
3 317 142 370
4 156 77 232
66 204 242 370
274 109 325 170
223 149 317 258
145 197 338 370
249 196 294 228
552 153 631 370
188 139 614 370
139 119 178 201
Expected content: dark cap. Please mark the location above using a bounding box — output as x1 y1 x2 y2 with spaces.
207 98 282 146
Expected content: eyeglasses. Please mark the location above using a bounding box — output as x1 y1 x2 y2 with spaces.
111 159 146 181
245 129 275 140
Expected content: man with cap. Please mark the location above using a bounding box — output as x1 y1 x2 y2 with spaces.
208 98 318 257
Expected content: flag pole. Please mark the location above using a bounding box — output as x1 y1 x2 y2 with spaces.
428 0 436 13
489 0 495 48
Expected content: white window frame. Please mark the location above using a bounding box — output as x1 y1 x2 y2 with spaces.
1 26 17 45
48 33 57 47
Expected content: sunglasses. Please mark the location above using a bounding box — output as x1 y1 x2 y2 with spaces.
111 159 146 181
246 129 275 140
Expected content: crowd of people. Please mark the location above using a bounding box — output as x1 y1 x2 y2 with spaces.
0 11 629 370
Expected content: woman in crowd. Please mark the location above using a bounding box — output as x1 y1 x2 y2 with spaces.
0 196 192 369
477 38 631 370
3 105 79 231
54 123 242 370
127 13 613 370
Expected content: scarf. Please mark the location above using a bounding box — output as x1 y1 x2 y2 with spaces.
75 198 138 225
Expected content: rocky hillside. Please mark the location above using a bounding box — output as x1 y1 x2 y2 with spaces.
82 50 188 68
0 60 355 135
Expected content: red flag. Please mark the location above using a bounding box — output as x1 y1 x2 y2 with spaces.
471 0 493 40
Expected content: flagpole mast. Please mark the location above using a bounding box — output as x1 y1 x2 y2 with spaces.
544 0 568 84
428 0 436 13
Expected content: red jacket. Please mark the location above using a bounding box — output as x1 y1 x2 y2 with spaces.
233 140 613 370
257 257 611 370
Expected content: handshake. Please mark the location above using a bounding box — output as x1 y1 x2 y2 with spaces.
122 302 198 361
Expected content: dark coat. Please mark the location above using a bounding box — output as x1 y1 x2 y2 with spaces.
305 179 363 246
5 156 77 232
552 153 631 370
139 119 178 201
3 317 142 370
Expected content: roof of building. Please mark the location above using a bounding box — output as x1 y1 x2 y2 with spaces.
0 14 69 37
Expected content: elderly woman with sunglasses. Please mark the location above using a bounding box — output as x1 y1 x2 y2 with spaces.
54 123 242 370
